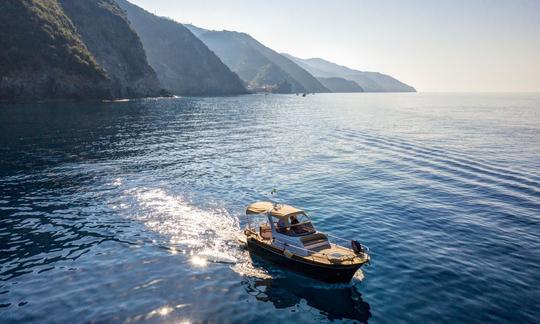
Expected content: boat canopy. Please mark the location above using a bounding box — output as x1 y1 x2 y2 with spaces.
246 201 305 220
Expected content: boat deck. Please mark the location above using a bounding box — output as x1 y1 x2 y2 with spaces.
247 231 368 266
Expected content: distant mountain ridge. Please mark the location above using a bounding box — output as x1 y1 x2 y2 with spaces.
185 24 329 94
284 54 416 92
317 77 364 93
116 0 247 96
0 0 415 102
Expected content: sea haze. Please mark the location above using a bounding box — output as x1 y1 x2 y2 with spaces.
0 93 539 322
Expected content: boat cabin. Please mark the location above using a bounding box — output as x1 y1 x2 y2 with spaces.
245 201 331 256
244 201 370 282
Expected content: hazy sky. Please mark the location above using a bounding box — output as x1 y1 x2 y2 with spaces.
129 0 540 92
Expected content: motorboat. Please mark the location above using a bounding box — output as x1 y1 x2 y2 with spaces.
243 201 370 283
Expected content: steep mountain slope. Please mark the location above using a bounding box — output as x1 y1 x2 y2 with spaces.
116 0 247 96
284 54 416 92
194 30 303 93
248 39 329 93
59 0 163 98
0 0 110 101
183 24 208 37
290 57 355 78
347 71 415 93
186 25 329 93
317 77 364 93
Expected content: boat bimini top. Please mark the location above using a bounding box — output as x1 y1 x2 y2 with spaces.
245 201 317 238
246 201 304 221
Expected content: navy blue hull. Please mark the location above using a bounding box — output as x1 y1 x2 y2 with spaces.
247 238 364 283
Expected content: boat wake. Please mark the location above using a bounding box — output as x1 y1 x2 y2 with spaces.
117 187 270 279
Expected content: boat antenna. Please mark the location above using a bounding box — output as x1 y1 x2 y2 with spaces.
270 188 280 208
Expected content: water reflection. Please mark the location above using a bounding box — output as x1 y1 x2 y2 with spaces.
243 271 371 322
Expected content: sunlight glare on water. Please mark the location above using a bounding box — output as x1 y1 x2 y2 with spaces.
121 187 241 264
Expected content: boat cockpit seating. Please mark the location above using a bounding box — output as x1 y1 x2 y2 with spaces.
259 224 272 240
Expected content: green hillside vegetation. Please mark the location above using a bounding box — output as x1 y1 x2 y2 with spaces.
0 0 110 100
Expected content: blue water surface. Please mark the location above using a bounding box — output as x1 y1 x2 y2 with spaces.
1 93 539 323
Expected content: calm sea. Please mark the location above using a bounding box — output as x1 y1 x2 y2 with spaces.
1 93 539 323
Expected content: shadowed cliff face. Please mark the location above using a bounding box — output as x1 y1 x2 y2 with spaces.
116 0 247 96
58 0 163 99
0 0 164 102
0 0 112 101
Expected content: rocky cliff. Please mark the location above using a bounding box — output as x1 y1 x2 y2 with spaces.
0 0 164 102
0 0 111 101
58 0 163 98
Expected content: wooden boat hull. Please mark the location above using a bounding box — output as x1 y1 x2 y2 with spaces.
247 237 365 283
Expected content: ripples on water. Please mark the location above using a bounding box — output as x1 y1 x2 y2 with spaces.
0 93 539 322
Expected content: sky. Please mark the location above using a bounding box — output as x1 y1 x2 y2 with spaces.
129 0 540 92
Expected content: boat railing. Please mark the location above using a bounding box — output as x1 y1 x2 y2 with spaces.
281 241 340 262
281 238 368 263
246 226 369 261
324 233 370 253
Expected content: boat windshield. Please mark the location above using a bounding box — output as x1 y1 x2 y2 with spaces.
276 214 315 236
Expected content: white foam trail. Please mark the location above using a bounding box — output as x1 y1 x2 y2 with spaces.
198 249 237 264
117 187 272 279
123 188 239 263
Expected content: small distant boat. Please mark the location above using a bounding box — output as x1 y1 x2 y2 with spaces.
243 201 370 283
